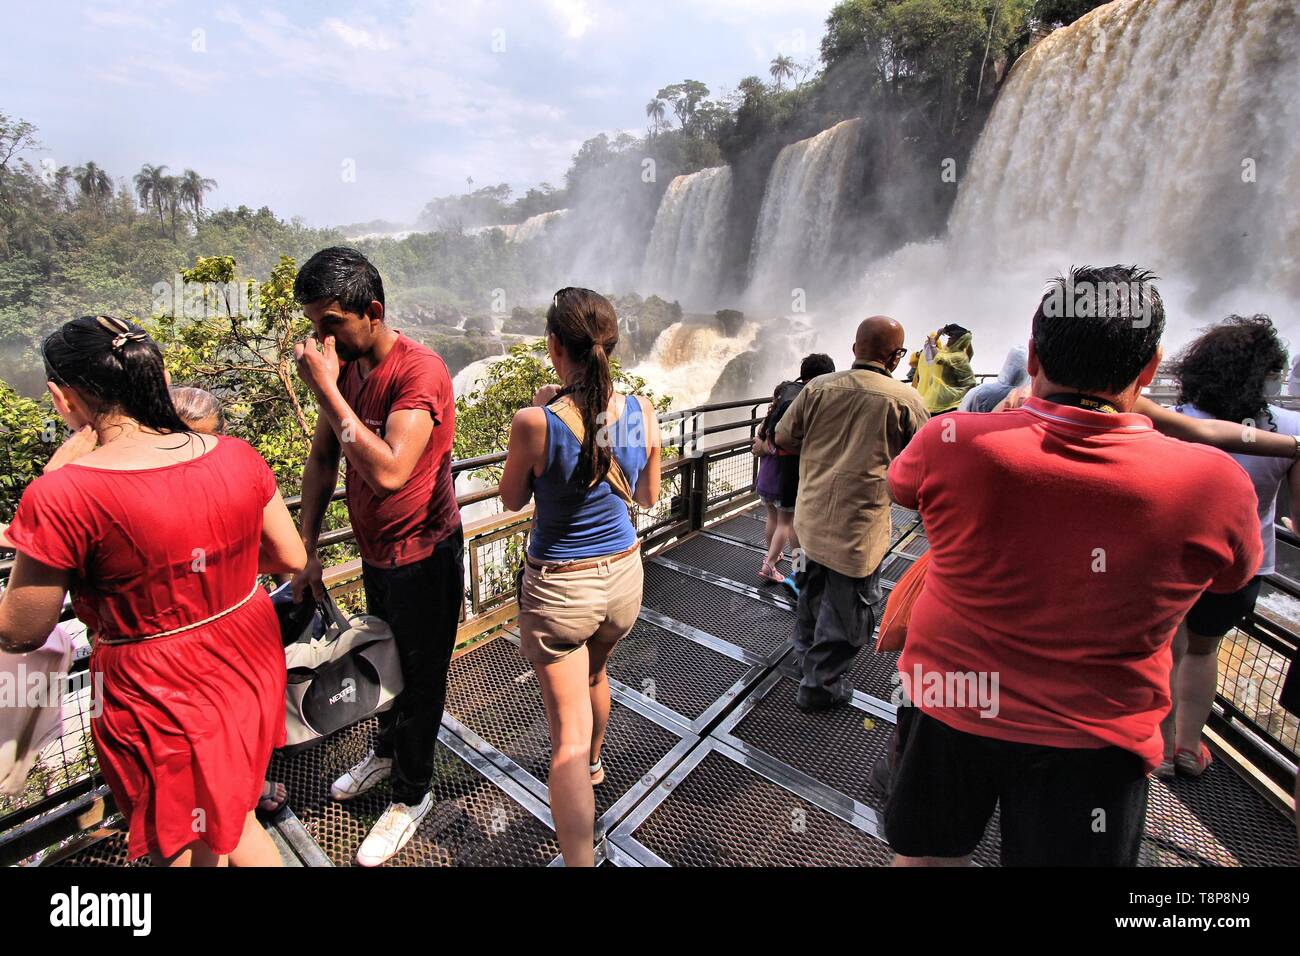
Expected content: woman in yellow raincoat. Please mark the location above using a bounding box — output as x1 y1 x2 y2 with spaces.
913 324 977 413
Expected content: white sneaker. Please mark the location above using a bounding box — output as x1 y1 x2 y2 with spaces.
330 750 392 801
355 794 433 867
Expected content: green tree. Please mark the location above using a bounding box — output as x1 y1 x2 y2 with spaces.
769 54 796 90
1033 0 1108 27
0 380 54 520
133 163 170 233
148 254 316 484
178 169 218 219
73 161 114 214
821 0 1031 134
655 80 711 134
645 97 668 135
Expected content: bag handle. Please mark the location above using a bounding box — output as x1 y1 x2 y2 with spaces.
316 591 352 636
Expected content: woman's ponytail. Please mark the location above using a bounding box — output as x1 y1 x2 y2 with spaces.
546 289 620 489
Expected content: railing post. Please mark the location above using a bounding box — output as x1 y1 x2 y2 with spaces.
688 414 707 532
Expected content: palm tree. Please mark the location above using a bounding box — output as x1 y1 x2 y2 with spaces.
769 54 796 91
133 163 169 232
645 98 667 135
178 168 217 219
161 174 181 240
73 162 114 213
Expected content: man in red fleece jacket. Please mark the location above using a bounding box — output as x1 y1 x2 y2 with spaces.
883 265 1261 866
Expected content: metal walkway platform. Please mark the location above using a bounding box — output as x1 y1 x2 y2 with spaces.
52 504 1299 867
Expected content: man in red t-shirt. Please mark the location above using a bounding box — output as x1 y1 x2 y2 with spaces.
291 247 463 867
883 266 1261 866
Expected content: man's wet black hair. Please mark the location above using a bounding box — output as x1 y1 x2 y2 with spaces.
799 353 835 381
1031 265 1165 395
293 246 385 316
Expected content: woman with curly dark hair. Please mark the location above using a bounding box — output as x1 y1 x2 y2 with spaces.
1158 314 1300 780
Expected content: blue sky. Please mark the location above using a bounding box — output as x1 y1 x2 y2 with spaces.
3 0 834 227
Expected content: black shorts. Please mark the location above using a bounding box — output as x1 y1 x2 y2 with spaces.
883 707 1148 866
1280 652 1300 718
776 454 799 510
1185 576 1262 638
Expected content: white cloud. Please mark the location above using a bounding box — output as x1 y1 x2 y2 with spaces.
8 0 836 223
548 0 596 38
322 18 394 52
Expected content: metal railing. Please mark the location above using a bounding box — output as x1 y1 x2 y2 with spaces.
3 391 1297 860
0 396 771 862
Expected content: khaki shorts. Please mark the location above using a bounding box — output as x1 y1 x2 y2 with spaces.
518 550 644 666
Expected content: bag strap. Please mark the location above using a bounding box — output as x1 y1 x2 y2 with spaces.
317 591 352 636
547 396 636 504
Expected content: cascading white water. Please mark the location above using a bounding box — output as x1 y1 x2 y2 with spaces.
507 209 569 243
746 118 863 308
841 0 1300 369
630 320 759 410
641 166 733 309
467 208 569 242
452 354 507 399
948 0 1299 298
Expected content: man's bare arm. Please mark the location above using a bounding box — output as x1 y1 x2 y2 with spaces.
296 335 434 497
1134 396 1297 457
315 389 433 497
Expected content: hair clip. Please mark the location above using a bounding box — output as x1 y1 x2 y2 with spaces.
94 315 146 351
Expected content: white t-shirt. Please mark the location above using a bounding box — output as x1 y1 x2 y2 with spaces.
1177 402 1300 577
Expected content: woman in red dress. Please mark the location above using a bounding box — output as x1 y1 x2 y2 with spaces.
0 315 306 866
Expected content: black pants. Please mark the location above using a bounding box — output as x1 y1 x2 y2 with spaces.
793 557 881 705
883 707 1149 866
362 528 464 805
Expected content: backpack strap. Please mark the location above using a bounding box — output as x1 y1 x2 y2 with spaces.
547 395 636 504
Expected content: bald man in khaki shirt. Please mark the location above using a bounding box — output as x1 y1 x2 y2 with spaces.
776 316 929 709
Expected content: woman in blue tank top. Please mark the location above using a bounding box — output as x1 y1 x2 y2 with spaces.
500 288 661 866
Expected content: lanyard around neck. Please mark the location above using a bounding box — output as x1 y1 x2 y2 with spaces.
1046 393 1120 415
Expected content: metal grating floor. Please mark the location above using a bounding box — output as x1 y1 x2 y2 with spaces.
720 672 1002 867
844 646 903 704
269 719 561 866
1140 762 1299 867
616 745 893 866
444 634 684 821
706 504 919 554
642 561 793 662
707 511 772 550
667 531 795 581
47 825 145 868
607 618 757 729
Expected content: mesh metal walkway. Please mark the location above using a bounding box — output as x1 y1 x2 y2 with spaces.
51 504 1299 867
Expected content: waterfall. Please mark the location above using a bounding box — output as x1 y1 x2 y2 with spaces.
746 118 864 309
641 166 733 308
507 209 569 243
630 320 759 410
948 0 1300 300
842 0 1300 369
467 209 568 242
452 355 507 399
